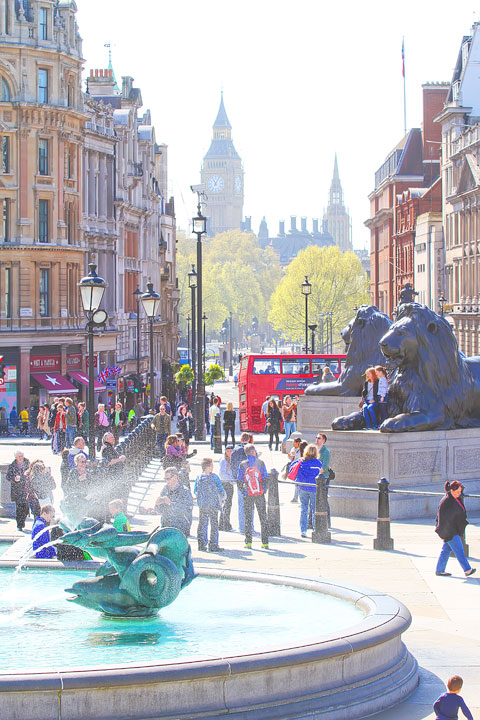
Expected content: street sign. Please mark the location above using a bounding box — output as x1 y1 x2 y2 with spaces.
106 378 117 390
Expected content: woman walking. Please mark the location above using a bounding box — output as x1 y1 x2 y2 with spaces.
219 445 235 531
435 481 476 577
266 398 282 451
295 444 323 538
223 402 236 447
36 404 51 440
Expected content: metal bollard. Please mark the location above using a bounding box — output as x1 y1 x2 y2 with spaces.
373 477 394 550
267 469 281 536
213 414 222 454
312 472 331 544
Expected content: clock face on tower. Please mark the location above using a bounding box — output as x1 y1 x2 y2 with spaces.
235 175 242 193
207 174 224 193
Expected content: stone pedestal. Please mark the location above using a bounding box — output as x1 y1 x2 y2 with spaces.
297 395 361 440
0 464 14 518
322 428 480 519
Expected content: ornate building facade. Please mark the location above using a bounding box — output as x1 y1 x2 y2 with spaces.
322 154 352 251
201 93 244 236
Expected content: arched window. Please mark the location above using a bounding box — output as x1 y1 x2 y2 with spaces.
1 78 10 101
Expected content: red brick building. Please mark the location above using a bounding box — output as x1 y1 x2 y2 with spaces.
366 84 449 316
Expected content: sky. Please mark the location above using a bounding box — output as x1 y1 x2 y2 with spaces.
76 0 480 250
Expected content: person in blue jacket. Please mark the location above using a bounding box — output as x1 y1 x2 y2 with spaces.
194 458 225 552
32 504 56 559
295 444 323 538
433 674 473 720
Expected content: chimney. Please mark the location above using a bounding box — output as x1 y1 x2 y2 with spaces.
279 220 285 236
312 218 319 233
290 216 297 232
87 68 118 97
301 217 307 232
122 76 134 100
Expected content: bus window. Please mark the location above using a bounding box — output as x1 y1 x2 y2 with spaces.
252 358 281 375
312 359 340 375
282 359 310 374
241 356 249 371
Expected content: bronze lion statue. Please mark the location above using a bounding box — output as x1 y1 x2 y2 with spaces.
305 305 392 396
333 303 480 432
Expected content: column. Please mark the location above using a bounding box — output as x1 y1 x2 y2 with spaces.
99 153 107 218
19 346 31 411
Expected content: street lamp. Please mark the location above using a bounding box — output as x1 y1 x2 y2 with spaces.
229 310 233 377
301 276 312 353
133 287 142 379
188 265 197 401
308 323 318 354
439 292 446 317
186 315 191 366
192 205 207 440
325 312 333 353
140 282 161 413
202 313 207 375
78 263 107 459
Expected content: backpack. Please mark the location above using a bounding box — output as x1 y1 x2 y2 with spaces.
243 461 263 497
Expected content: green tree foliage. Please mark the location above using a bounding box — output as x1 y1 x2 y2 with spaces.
174 364 194 389
268 245 369 347
176 230 281 334
204 363 225 386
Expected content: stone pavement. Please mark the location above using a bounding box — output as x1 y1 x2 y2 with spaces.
0 387 479 719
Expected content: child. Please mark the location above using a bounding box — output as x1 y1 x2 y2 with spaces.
434 675 473 720
32 504 56 559
109 499 131 533
194 457 226 552
375 365 389 425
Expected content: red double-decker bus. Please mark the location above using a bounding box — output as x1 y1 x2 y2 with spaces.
238 353 346 432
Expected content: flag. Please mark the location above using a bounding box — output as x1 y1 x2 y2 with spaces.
402 38 405 78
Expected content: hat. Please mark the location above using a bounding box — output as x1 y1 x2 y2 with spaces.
225 444 234 450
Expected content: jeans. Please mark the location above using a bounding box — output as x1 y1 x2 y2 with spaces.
198 507 219 549
65 425 76 448
210 428 215 449
156 433 168 457
283 421 295 441
238 487 254 533
436 534 471 573
362 402 378 429
220 483 234 529
243 494 268 545
299 489 316 534
224 426 235 446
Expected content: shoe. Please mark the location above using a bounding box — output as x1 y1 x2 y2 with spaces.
307 523 313 529
17 527 24 532
301 533 307 538
465 568 476 577
291 498 298 503
197 544 207 552
244 542 252 549
209 546 224 552
261 543 269 549
435 571 451 576
268 445 272 450
275 446 279 451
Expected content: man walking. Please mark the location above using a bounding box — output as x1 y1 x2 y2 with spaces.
64 397 78 449
208 397 220 450
237 444 269 550
151 405 171 457
316 433 332 527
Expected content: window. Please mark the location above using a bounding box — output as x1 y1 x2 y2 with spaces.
1 136 9 173
38 138 48 175
281 359 310 375
38 199 49 242
4 266 11 317
39 7 48 39
312 359 340 375
38 68 48 103
4 1 9 35
66 203 74 244
66 144 75 179
1 198 9 241
39 268 49 317
252 358 281 375
1 78 10 101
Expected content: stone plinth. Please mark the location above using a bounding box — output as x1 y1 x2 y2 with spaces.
297 394 361 439
322 428 480 519
0 464 14 518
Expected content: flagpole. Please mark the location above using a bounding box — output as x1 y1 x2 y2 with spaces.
402 37 407 135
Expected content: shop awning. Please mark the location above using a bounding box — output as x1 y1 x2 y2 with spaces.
32 372 79 394
68 371 106 393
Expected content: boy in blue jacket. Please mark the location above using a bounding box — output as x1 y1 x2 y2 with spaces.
434 675 473 720
194 457 225 552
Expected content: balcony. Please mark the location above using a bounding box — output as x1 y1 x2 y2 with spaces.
0 313 85 332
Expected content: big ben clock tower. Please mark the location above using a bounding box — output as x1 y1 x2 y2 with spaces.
201 93 244 236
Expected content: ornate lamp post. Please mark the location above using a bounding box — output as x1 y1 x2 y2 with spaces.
229 310 233 377
308 323 318 354
188 265 197 401
140 282 161 413
301 276 312 353
439 292 446 317
133 287 142 379
186 315 191 366
78 263 107 459
192 206 207 440
202 313 207 375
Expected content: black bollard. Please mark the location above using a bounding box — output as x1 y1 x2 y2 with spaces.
266 469 281 536
213 414 222 454
312 472 331 544
373 477 394 551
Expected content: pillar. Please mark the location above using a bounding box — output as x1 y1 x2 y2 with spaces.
19 346 31 411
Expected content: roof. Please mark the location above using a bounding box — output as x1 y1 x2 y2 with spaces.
213 92 231 129
113 108 130 126
204 139 240 160
258 230 335 264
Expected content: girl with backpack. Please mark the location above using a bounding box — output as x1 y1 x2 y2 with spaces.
237 444 269 550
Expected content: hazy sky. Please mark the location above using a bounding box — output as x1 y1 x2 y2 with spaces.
77 0 480 249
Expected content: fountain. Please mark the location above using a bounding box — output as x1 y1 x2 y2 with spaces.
0 521 417 720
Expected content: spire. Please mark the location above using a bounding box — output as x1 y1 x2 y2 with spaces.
213 91 231 129
328 153 343 207
333 152 340 183
105 43 120 91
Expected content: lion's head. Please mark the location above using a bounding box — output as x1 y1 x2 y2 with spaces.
380 303 474 421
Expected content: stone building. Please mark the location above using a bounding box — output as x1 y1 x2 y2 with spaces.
434 22 480 355
366 83 448 316
201 93 244 236
0 0 88 412
322 154 352 252
254 215 334 267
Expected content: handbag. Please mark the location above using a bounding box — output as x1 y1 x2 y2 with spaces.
287 459 302 480
328 468 335 481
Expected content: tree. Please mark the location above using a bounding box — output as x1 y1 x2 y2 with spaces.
204 363 225 387
268 245 369 347
174 364 194 389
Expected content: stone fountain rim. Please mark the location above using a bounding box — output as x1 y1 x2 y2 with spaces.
0 564 411 691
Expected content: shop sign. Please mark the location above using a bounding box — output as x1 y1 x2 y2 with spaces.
20 307 33 317
86 355 98 370
126 379 135 392
66 354 83 370
30 355 60 372
117 377 125 392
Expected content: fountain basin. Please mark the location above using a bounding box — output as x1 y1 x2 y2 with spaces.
0 565 417 720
